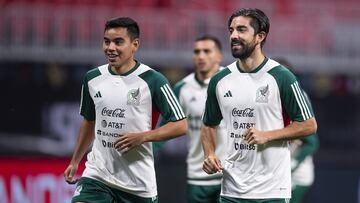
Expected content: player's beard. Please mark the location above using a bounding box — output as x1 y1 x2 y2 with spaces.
231 39 256 60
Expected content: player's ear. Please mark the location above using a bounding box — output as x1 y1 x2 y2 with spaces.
256 31 266 45
132 38 140 53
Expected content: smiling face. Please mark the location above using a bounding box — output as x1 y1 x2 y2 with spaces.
192 39 222 74
103 27 139 69
229 16 263 60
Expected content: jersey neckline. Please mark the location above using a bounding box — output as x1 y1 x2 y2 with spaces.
107 60 140 76
236 57 268 73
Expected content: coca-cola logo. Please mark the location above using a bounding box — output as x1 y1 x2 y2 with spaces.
232 108 254 117
101 107 125 118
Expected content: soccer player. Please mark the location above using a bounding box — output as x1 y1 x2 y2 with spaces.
201 8 318 203
63 17 187 203
174 35 227 203
275 58 320 203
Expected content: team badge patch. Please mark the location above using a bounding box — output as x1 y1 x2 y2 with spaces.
127 88 141 106
256 84 269 103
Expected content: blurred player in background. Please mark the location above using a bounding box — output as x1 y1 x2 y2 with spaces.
275 57 320 203
63 17 187 203
201 8 317 203
174 35 227 203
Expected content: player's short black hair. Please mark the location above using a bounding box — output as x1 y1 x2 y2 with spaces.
104 17 140 40
195 35 222 51
228 8 270 47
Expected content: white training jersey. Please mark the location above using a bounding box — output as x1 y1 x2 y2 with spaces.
291 151 315 186
290 136 317 187
174 72 227 186
203 58 315 199
79 62 185 198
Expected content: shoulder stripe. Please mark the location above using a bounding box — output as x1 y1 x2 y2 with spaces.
164 84 185 118
291 82 308 119
291 82 311 120
160 84 185 120
294 82 312 118
165 83 185 117
79 85 84 114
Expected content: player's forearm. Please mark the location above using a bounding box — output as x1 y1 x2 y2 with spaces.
143 119 187 142
70 119 95 165
201 125 217 158
267 117 317 142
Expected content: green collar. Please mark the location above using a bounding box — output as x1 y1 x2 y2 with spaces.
194 73 207 87
108 60 140 76
236 57 268 73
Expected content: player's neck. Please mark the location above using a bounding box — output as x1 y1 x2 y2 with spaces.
238 49 265 73
196 66 219 81
111 59 136 75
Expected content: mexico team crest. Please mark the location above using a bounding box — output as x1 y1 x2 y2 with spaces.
127 88 141 105
256 84 269 103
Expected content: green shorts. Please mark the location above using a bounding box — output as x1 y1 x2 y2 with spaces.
290 185 311 203
72 177 158 203
220 196 290 203
187 183 221 203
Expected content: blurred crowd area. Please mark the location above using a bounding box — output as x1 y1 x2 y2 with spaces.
1 0 360 71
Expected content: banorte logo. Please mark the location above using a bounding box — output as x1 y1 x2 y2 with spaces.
232 108 254 117
101 107 125 118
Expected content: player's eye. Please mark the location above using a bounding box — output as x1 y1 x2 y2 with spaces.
104 39 110 45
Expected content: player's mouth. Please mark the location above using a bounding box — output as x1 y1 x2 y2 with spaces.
231 40 243 49
107 54 119 62
197 62 206 67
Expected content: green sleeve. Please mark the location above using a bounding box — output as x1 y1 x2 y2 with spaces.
292 92 319 170
80 68 101 121
139 69 186 122
202 68 231 126
268 66 314 122
159 80 186 125
153 80 186 154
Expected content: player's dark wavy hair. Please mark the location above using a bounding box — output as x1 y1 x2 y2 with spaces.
228 8 270 47
104 17 140 41
195 35 222 51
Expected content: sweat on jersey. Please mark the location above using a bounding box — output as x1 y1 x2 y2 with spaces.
202 58 315 199
174 72 228 186
79 61 185 198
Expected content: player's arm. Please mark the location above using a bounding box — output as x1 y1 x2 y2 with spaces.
201 71 225 174
291 91 319 169
64 119 95 184
64 72 96 184
152 80 186 154
245 118 317 144
135 119 187 142
245 66 318 144
115 70 187 152
114 114 187 153
201 124 223 174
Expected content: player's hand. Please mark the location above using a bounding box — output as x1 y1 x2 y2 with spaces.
64 164 79 184
114 133 145 153
203 155 223 174
244 128 269 145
